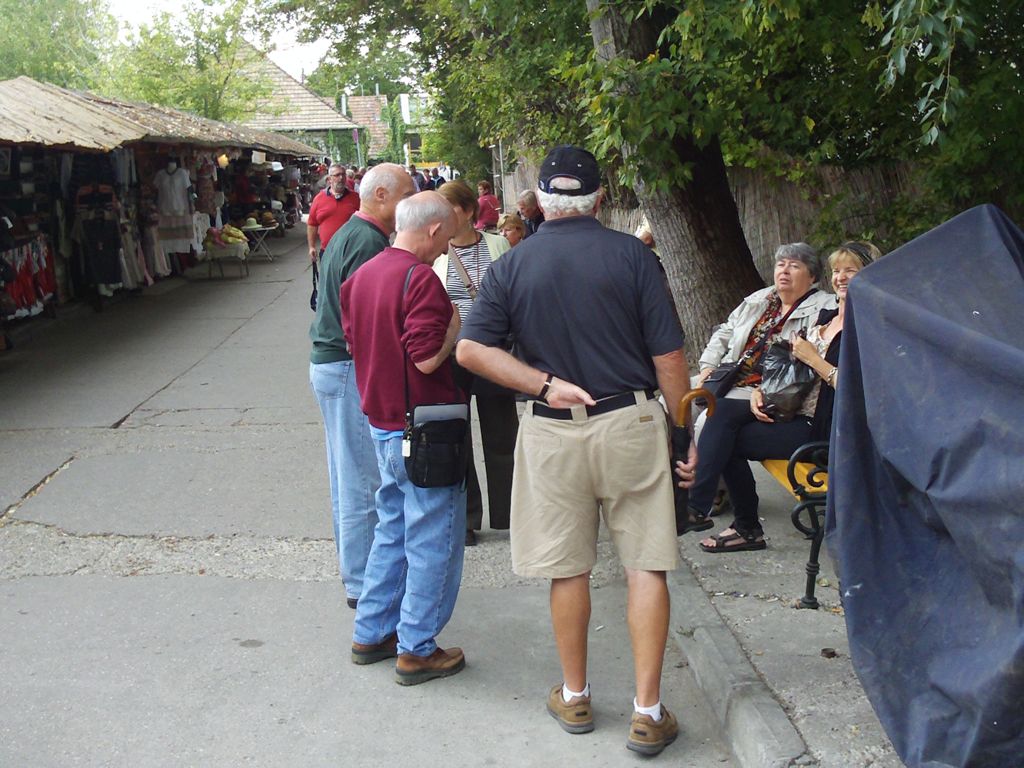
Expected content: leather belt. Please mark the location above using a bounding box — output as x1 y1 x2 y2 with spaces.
532 390 657 420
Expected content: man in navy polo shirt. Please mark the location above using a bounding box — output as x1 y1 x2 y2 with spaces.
307 163 359 263
457 145 698 756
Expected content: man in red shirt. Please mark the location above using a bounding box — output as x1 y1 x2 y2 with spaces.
307 163 359 263
340 191 468 686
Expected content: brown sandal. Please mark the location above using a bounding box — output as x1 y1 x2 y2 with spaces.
700 530 766 553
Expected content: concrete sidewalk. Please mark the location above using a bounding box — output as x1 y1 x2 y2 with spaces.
0 226 899 767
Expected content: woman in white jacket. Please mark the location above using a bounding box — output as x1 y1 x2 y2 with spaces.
689 243 836 551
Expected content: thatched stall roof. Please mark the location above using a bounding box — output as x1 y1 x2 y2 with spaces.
0 76 318 156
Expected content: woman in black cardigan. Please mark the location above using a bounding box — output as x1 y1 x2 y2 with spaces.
695 242 878 552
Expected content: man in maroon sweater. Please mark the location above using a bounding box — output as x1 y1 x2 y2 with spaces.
340 191 468 685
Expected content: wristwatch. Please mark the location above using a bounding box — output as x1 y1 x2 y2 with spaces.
538 373 554 401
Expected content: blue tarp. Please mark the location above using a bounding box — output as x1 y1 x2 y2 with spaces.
827 204 1024 768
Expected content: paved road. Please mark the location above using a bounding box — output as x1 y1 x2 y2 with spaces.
0 230 736 767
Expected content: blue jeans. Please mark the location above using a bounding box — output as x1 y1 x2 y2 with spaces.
353 435 466 657
309 360 380 600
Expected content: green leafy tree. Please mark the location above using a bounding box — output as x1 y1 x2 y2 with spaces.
276 0 1024 347
305 36 422 102
0 0 115 88
100 0 272 121
871 0 1024 224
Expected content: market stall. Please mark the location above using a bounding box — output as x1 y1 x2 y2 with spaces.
0 76 317 344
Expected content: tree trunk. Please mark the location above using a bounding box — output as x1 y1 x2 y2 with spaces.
587 0 765 362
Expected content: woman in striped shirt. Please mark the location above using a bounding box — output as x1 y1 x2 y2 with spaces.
435 181 518 546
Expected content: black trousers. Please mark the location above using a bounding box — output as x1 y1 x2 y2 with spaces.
451 360 518 531
464 392 519 531
690 397 812 536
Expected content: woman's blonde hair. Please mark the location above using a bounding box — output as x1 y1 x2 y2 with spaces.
496 213 525 234
829 241 881 270
436 179 479 221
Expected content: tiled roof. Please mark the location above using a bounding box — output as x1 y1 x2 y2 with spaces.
244 49 359 133
348 95 390 157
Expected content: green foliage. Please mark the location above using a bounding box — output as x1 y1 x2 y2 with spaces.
568 1 926 193
100 0 273 122
381 99 407 164
0 0 115 88
274 0 592 170
419 121 490 181
305 37 422 101
872 1 1024 222
277 0 1024 242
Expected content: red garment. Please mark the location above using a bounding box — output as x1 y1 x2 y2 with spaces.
308 188 359 250
340 247 463 431
475 194 500 229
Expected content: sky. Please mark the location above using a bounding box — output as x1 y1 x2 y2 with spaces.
104 0 330 81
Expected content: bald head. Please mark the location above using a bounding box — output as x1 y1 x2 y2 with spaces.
359 163 415 234
394 191 456 264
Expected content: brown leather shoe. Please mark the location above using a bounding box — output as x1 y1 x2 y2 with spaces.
546 683 594 734
351 633 398 665
627 706 679 756
394 646 465 686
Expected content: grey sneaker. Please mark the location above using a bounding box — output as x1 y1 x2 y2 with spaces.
627 706 679 755
546 683 594 734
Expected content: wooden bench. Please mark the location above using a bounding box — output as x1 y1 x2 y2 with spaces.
761 441 830 609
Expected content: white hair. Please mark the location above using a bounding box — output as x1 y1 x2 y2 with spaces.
359 163 404 203
536 184 601 217
395 194 454 233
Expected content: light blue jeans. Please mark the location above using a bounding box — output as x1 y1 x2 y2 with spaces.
353 435 466 657
309 360 380 601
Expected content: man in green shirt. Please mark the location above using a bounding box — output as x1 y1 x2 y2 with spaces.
309 163 415 607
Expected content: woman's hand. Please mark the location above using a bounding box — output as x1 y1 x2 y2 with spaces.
790 332 821 367
751 388 774 423
697 367 714 385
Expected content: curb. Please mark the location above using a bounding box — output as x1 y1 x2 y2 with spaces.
669 566 813 768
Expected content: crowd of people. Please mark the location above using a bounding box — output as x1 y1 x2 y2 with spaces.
304 146 875 758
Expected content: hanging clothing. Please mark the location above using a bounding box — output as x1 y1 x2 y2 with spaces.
154 167 194 254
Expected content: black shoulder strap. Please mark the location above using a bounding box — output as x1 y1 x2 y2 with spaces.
743 288 818 361
401 264 417 423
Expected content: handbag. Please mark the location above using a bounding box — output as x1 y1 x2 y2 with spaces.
309 262 318 312
703 289 818 400
399 265 470 488
760 340 818 422
702 361 743 400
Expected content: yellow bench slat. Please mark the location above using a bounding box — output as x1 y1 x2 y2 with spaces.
762 459 829 499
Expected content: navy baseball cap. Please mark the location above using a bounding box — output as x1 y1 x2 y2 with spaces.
537 145 601 196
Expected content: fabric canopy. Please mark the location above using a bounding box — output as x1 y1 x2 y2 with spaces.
826 204 1024 767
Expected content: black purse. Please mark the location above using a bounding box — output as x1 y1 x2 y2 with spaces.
399 265 470 488
702 361 743 400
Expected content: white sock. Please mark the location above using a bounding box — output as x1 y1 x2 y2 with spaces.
634 697 663 721
562 682 590 702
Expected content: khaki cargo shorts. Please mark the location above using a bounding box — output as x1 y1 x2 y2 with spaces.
510 392 679 578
